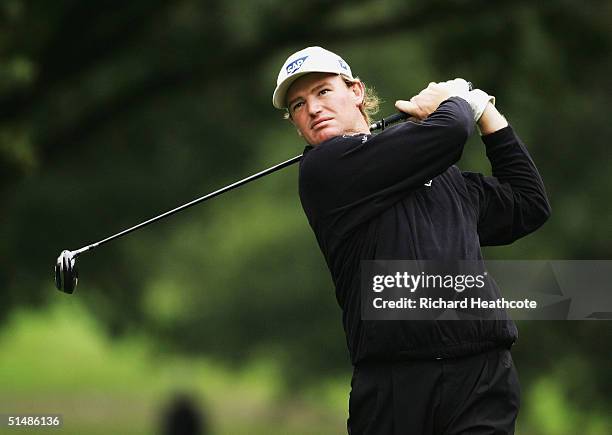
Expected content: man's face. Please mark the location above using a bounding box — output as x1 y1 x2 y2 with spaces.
286 73 366 146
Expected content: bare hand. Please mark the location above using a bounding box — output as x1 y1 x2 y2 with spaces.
395 82 453 120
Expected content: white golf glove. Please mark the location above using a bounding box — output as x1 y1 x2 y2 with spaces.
468 88 495 122
437 78 471 101
437 78 495 123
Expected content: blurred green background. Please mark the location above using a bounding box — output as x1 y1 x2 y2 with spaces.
1 1 611 434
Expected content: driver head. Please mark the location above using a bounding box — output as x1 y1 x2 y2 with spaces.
55 250 78 293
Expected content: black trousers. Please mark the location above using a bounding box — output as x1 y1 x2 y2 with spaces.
347 348 521 435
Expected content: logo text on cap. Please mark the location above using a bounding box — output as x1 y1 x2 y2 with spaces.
286 56 308 75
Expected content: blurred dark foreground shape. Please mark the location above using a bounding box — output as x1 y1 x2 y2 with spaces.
160 392 208 435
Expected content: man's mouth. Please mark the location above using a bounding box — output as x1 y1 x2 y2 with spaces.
311 117 333 130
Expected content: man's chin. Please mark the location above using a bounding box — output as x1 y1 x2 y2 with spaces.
310 127 341 145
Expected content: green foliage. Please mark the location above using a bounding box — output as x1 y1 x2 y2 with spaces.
0 300 348 433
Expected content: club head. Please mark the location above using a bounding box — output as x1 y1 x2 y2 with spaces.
55 250 78 294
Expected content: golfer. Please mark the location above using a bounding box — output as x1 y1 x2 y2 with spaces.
273 47 550 434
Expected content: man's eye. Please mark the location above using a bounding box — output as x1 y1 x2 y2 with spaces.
292 102 304 111
320 89 330 95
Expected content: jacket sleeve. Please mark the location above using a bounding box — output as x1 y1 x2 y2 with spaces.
462 125 551 246
299 97 473 237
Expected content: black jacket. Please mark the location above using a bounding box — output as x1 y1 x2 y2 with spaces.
298 97 551 364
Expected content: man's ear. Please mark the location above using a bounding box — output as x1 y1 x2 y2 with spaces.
351 81 366 106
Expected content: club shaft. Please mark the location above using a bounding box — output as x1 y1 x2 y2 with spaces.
71 110 410 257
74 154 303 255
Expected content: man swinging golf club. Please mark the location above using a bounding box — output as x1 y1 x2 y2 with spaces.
273 46 551 434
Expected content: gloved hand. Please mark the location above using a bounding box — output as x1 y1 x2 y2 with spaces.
468 88 495 122
437 78 472 101
437 79 495 123
395 78 495 123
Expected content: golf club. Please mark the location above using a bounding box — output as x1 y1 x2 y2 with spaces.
53 110 422 294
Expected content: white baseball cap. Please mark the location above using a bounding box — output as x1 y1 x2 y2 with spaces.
272 46 354 109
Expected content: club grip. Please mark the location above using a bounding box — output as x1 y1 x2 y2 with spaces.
369 112 409 131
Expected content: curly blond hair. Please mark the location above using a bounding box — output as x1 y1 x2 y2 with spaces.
342 75 380 125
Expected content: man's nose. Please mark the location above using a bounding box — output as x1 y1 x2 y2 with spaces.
307 98 323 116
